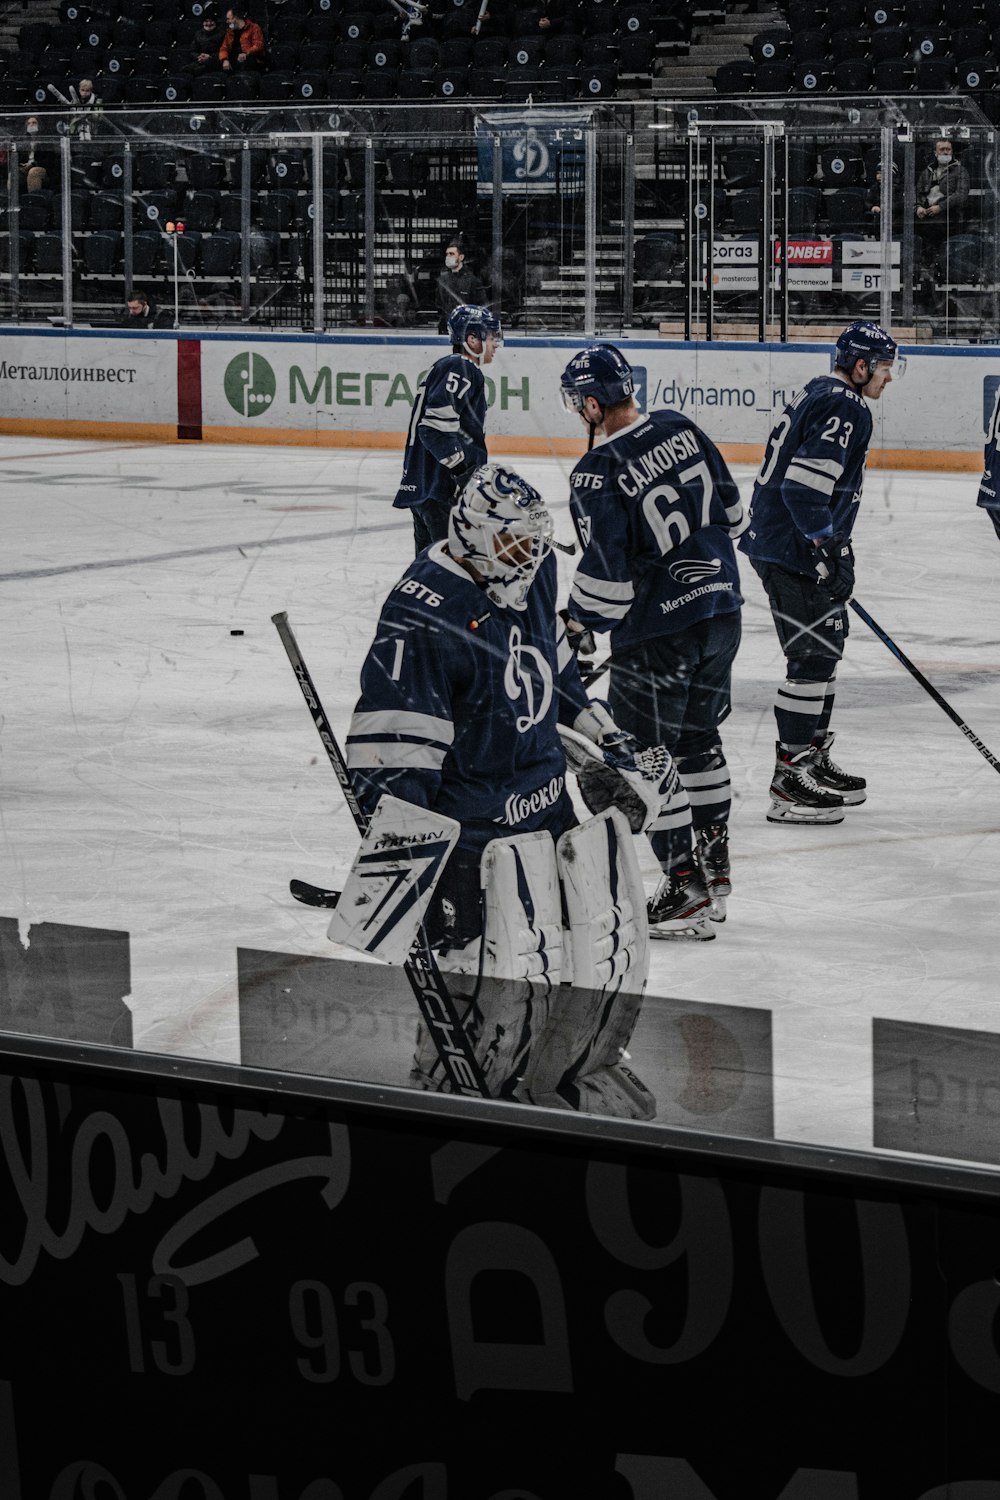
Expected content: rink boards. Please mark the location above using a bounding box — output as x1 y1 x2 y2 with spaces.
4 1025 1000 1494
0 325 993 470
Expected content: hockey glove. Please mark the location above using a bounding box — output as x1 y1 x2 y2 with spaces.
814 533 855 602
559 609 596 670
558 724 679 834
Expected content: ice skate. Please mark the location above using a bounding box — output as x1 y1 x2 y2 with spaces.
768 744 845 825
647 868 715 940
809 730 867 805
695 822 731 923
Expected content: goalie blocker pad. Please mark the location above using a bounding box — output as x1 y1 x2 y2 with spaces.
327 795 460 965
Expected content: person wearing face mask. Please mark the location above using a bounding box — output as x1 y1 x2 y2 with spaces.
219 6 268 70
915 137 970 288
17 117 55 194
181 5 224 74
435 240 487 335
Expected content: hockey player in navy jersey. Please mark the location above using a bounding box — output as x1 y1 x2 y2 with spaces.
740 320 902 824
978 382 1000 541
560 343 745 939
392 303 501 554
345 463 677 1114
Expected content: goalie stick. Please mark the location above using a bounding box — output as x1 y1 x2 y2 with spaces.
271 611 490 1099
850 599 1000 776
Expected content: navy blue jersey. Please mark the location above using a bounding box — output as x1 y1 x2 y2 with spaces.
978 383 1000 511
346 544 589 855
740 374 873 577
392 353 488 511
567 408 744 648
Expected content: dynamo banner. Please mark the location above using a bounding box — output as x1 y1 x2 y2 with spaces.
474 109 591 197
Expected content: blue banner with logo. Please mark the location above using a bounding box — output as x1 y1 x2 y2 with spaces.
474 109 591 197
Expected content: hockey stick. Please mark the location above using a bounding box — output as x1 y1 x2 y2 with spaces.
850 598 1000 776
271 611 490 1098
290 879 341 909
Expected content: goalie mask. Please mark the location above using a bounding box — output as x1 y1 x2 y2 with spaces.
449 464 554 612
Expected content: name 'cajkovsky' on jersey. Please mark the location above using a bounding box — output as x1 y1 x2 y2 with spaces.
567 408 745 646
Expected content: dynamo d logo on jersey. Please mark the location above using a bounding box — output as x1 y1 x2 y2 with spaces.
668 557 722 585
224 353 276 418
503 624 553 733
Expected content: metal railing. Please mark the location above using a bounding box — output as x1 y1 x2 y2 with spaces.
1 94 996 341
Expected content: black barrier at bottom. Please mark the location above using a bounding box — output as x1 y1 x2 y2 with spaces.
1 1030 1000 1496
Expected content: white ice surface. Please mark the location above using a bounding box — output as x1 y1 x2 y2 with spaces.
1 434 998 1159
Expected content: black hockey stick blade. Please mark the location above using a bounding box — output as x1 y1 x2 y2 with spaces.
850 598 1000 776
290 880 341 909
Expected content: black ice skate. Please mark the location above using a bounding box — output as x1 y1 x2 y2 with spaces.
809 730 867 806
768 744 846 825
647 868 715 940
695 823 731 923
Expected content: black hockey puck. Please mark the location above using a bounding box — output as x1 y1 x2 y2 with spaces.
230 629 244 636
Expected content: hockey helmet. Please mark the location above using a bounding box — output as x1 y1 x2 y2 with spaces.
447 303 503 355
449 463 554 612
833 321 905 383
560 342 636 415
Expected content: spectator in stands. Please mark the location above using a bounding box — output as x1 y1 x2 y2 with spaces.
436 240 487 334
181 6 224 75
865 161 899 233
915 138 970 284
17 116 56 194
69 78 102 140
220 6 267 71
505 1 567 34
118 291 157 330
377 273 417 328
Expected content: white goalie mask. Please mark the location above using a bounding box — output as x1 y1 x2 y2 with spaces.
449 464 554 611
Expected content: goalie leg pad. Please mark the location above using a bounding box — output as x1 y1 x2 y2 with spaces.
546 1064 657 1121
479 831 564 985
411 831 563 1099
557 809 649 995
327 795 461 965
517 812 656 1112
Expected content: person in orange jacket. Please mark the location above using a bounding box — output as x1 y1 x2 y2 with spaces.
220 6 267 70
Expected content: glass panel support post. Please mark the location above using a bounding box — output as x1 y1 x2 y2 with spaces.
61 134 73 326
364 137 375 327
312 133 324 335
584 126 597 335
8 145 19 323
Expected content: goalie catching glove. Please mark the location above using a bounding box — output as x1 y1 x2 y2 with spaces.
558 702 679 834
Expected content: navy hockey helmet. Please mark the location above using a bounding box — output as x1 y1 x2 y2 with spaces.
560 343 636 416
833 321 905 383
447 303 503 354
449 463 554 612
